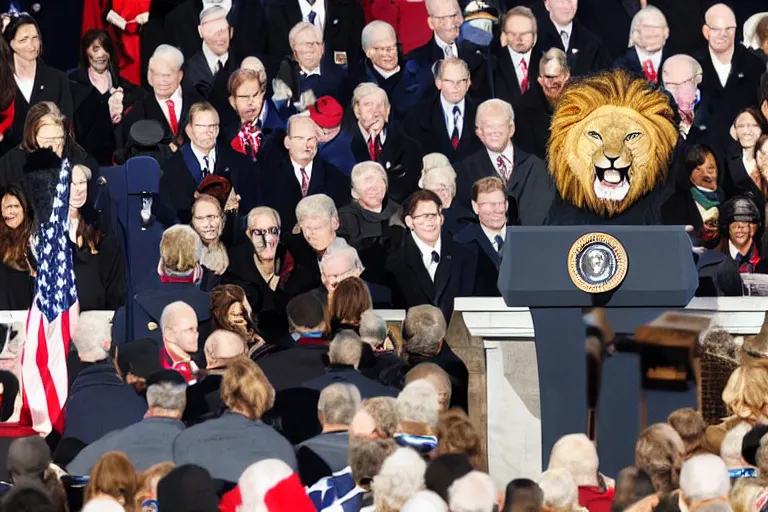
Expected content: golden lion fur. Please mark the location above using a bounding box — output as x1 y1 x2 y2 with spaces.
547 69 678 217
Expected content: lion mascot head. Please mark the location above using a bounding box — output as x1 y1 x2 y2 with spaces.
547 69 678 218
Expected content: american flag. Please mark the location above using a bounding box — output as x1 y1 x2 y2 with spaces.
22 158 79 435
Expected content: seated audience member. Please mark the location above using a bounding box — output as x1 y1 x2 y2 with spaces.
419 153 473 237
667 408 708 460
716 196 762 273
385 189 476 322
196 174 243 247
539 468 581 512
514 49 569 161
67 370 188 475
455 176 508 296
173 356 297 482
181 7 237 114
83 452 138 510
156 464 220 512
263 115 349 232
6 437 68 512
320 245 366 300
118 45 198 149
660 55 709 145
402 490 449 511
762 75 768 126
338 161 406 286
358 309 405 386
0 483 57 512
274 22 348 111
548 434 614 512
354 21 431 121
531 0 611 76
634 423 684 493
303 329 397 398
494 7 541 109
296 383 362 485
403 304 468 410
449 471 496 512
160 301 201 383
209 284 270 359
202 329 247 373
725 108 767 206
371 448 428 510
221 206 313 340
115 338 163 393
613 7 669 82
394 380 440 454
67 162 126 311
611 467 655 512
82 497 125 512
678 455 731 512
502 478 544 512
311 96 355 175
662 145 724 246
64 312 148 446
0 183 34 309
458 98 552 225
324 276 372 336
237 459 316 511
342 83 423 203
435 409 482 468
190 194 228 282
133 462 176 512
405 362 452 411
719 423 754 476
68 29 136 165
353 397 400 441
159 101 233 224
403 57 482 164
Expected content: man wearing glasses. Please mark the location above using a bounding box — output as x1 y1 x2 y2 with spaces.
693 3 764 143
385 189 476 322
660 54 713 146
494 6 540 109
613 6 669 83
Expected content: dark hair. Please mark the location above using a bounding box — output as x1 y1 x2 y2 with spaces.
21 101 68 153
611 467 655 512
0 183 34 271
402 189 443 219
683 144 717 177
2 13 42 65
79 29 116 73
735 106 767 139
323 276 372 338
503 478 543 512
0 481 56 512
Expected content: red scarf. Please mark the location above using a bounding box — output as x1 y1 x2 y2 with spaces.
160 347 198 384
0 101 14 136
231 120 262 160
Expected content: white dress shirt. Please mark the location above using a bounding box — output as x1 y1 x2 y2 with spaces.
15 75 33 103
729 240 748 260
412 231 442 281
299 0 326 33
359 124 387 146
553 21 573 50
202 0 232 13
481 224 506 252
709 48 732 88
507 47 532 88
191 144 217 173
434 33 458 58
441 96 465 140
300 65 322 77
634 48 662 75
157 87 183 126
373 63 400 80
486 144 515 179
291 159 314 186
202 43 228 76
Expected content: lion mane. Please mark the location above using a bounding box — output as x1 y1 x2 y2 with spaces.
547 69 678 218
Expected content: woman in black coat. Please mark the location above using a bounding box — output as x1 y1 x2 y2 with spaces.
1 14 73 157
0 183 34 309
722 107 767 220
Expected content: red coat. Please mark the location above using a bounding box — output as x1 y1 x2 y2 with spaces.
370 0 431 55
578 486 615 512
107 0 151 85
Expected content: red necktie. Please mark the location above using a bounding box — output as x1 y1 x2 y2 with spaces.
520 58 529 93
642 59 657 83
451 106 460 150
368 135 381 161
300 167 309 196
166 99 179 136
497 155 510 182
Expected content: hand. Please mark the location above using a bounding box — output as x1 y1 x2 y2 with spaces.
106 9 127 30
272 78 292 102
134 12 149 25
224 189 241 212
298 89 317 112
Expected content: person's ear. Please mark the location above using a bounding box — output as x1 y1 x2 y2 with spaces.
500 31 508 48
284 133 291 151
405 215 414 230
702 24 710 41
229 95 236 112
509 123 516 139
185 122 193 140
198 25 204 40
331 215 340 231
472 200 480 215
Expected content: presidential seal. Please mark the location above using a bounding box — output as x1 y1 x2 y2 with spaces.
568 233 628 293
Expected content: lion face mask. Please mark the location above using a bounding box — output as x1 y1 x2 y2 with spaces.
547 70 678 218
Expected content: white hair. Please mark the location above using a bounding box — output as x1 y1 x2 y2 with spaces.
199 5 227 24
476 99 515 125
448 471 496 512
295 193 338 224
359 310 388 346
320 245 364 274
239 459 295 512
246 206 281 230
372 448 427 511
72 164 92 181
289 21 323 49
539 468 578 511
318 383 362 425
72 311 111 363
351 161 388 198
328 330 364 368
720 422 752 467
204 329 246 361
661 54 704 87
361 20 396 51
403 490 449 512
286 113 319 137
629 6 668 47
425 0 460 17
82 498 125 512
680 454 731 502
548 433 600 487
146 382 187 411
149 44 184 72
397 380 440 427
352 82 389 109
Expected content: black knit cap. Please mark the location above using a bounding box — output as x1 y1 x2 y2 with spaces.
424 453 474 502
742 424 768 466
286 291 326 330
147 369 187 388
157 464 219 512
116 338 162 379
720 195 761 228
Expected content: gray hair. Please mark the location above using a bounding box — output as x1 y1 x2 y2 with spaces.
476 99 515 125
539 468 578 511
680 454 730 502
72 312 111 363
660 54 703 87
538 48 568 76
328 330 364 368
397 380 440 427
296 193 339 224
425 0 460 17
72 164 92 181
362 20 397 52
204 329 246 361
352 82 390 109
289 21 323 49
351 161 388 195
437 57 470 80
720 422 752 467
372 448 427 511
146 382 187 411
199 5 227 24
318 383 363 425
359 310 388 347
240 56 268 87
403 305 446 356
286 114 319 137
629 6 668 47
548 434 600 487
246 206 281 231
419 164 457 197
321 246 365 275
448 471 496 512
149 44 184 72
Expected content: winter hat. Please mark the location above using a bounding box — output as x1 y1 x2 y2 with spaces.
263 473 315 511
308 96 343 129
157 464 219 512
424 453 474 502
239 459 314 512
196 175 233 209
7 436 51 478
719 195 760 229
116 338 162 379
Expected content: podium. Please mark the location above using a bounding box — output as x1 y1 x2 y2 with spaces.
498 226 698 472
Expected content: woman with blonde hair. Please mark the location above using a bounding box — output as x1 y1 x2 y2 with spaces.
190 193 229 278
634 423 684 494
83 452 138 511
133 462 175 512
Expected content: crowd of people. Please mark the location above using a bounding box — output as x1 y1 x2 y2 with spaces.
0 0 767 510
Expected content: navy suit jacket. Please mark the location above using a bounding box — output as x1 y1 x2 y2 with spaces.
302 366 397 399
275 57 350 106
354 58 432 122
532 11 612 76
406 36 490 98
453 223 502 296
612 47 668 81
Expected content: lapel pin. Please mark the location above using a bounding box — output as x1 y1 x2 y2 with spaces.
334 19 339 25
32 3 40 12
386 161 391 169
738 73 744 79
571 48 579 55
40 85 44 90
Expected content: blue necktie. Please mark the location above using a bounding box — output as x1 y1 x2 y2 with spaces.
202 156 211 177
308 10 317 25
494 235 504 253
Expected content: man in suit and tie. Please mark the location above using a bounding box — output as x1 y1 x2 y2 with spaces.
455 99 553 226
263 115 350 231
454 176 508 296
693 3 765 143
661 55 713 147
494 6 540 109
531 0 612 77
384 189 476 322
613 6 669 83
403 57 482 163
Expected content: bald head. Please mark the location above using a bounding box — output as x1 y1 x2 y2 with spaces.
204 330 247 369
160 302 199 355
703 4 736 54
350 409 381 440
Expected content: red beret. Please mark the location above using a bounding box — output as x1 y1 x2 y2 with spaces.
308 96 343 129
196 175 232 208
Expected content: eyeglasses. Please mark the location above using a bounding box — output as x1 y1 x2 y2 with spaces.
193 214 221 223
300 221 331 235
663 75 699 92
38 136 65 145
249 226 279 237
426 185 452 194
410 212 440 223
706 25 736 35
